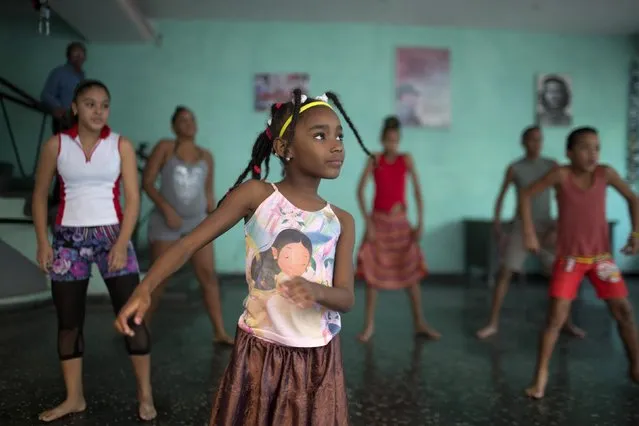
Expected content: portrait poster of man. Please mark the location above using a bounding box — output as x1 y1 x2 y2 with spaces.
536 73 572 127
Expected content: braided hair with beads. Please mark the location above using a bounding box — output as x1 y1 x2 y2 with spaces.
218 88 373 206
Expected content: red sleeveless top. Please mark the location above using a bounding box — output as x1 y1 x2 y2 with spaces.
556 166 609 257
373 154 407 212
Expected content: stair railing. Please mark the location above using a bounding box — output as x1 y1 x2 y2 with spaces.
0 76 50 181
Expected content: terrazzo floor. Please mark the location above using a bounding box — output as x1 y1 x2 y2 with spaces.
1 279 639 426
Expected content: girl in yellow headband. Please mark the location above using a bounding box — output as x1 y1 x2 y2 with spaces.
114 88 373 425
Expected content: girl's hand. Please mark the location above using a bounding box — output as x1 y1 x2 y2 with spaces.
163 207 183 230
279 277 322 309
524 232 540 254
622 235 639 255
114 286 151 336
108 241 128 272
36 244 53 272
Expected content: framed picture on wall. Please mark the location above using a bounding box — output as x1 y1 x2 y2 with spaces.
395 47 451 128
254 73 310 111
536 73 572 127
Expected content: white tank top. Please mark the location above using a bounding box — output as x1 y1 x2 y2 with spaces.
55 125 123 227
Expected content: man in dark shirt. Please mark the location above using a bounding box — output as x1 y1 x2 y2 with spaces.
40 42 86 214
41 41 86 134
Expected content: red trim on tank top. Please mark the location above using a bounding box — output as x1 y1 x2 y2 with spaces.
63 124 111 139
112 175 123 223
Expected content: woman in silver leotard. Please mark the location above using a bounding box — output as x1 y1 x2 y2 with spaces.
141 106 233 345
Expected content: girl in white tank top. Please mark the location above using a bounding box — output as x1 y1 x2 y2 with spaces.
32 80 156 422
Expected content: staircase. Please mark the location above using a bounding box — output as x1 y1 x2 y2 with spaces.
0 77 52 308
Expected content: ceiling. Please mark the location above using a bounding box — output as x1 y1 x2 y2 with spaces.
0 0 158 43
1 0 637 44
139 0 639 35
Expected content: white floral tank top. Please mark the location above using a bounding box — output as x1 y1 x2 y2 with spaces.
238 183 342 348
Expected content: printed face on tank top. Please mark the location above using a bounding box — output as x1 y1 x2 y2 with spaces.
238 184 342 348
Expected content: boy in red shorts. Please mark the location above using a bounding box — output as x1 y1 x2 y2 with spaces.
520 126 639 399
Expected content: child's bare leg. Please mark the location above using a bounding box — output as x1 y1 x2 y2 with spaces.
144 240 174 326
406 283 441 339
606 298 639 382
477 267 513 339
130 355 156 421
192 243 234 345
357 286 377 342
526 297 572 399
39 359 86 422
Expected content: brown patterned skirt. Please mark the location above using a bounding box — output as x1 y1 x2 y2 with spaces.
210 328 349 426
356 210 428 290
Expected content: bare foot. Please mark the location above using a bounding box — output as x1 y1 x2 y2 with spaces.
562 324 586 339
476 324 498 339
629 366 639 383
138 397 156 421
39 398 86 423
214 334 235 346
525 370 548 400
357 327 374 343
416 324 441 340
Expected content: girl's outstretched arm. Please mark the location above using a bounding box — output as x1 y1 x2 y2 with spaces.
115 179 269 335
139 179 265 294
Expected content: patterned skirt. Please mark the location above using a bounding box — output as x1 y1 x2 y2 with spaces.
356 210 428 290
210 328 349 426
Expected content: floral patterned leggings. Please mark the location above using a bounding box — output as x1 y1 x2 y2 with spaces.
49 225 150 360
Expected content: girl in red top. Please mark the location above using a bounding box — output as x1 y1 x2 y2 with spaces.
355 116 440 342
520 127 639 399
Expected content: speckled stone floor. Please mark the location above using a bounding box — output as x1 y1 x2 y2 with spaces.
2 279 639 426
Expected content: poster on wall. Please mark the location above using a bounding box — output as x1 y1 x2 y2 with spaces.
254 73 310 111
627 60 639 184
395 47 451 128
535 74 572 127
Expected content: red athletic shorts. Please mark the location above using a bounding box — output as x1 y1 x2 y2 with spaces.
549 256 628 300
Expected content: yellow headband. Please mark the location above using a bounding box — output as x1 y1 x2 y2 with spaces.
278 101 333 138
